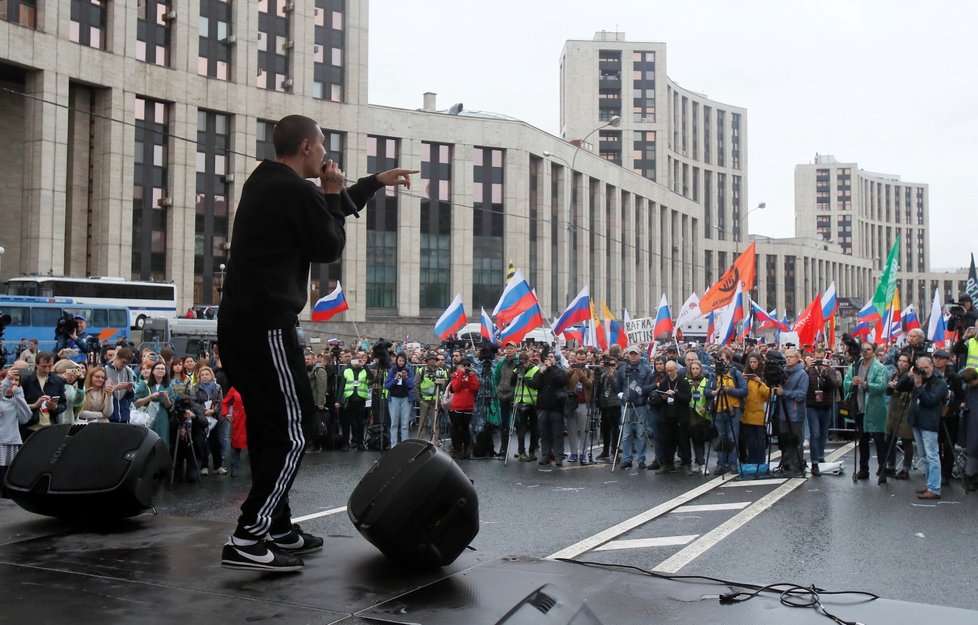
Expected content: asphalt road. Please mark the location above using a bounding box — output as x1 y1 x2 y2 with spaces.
153 440 978 612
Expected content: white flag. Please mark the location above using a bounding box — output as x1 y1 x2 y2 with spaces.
675 292 703 330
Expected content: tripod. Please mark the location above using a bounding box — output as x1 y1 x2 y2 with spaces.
879 397 912 485
504 369 529 466
612 400 642 472
367 365 389 451
169 418 201 487
579 376 602 465
705 382 741 477
416 367 447 445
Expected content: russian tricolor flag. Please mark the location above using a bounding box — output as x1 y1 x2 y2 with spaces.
499 303 544 345
311 281 350 322
820 281 838 320
751 301 788 332
554 287 591 336
903 304 921 332
493 269 537 327
480 307 496 343
715 282 744 346
563 326 585 344
653 294 674 339
435 294 467 340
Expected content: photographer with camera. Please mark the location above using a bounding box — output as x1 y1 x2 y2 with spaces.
804 349 841 475
595 357 621 461
170 397 208 484
615 346 652 470
843 342 890 480
492 342 520 458
952 319 978 372
902 329 930 366
418 352 449 444
932 350 962 487
896 356 949 499
526 350 568 467
884 353 915 480
770 349 809 476
708 349 748 475
565 349 594 463
448 357 480 460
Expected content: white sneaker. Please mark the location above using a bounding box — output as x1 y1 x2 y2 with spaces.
200 467 209 476
216 467 228 475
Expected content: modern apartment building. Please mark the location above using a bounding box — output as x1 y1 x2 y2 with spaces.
796 155 967 310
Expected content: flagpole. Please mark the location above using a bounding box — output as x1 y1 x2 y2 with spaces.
350 319 363 344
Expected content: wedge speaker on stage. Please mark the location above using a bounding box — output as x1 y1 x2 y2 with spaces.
348 439 479 568
4 423 171 520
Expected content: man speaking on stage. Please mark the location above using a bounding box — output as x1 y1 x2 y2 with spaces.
218 114 416 572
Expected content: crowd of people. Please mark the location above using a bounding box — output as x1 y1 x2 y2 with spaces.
2 321 978 503
291 322 978 501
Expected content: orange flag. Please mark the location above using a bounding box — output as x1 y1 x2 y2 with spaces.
699 242 756 315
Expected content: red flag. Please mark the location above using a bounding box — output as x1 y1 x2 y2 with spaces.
793 295 824 347
699 242 756 315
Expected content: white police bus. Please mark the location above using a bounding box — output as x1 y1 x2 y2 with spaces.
3 276 177 329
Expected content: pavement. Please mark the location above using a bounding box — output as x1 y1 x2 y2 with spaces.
150 439 978 611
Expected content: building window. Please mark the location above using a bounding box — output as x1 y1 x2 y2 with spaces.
551 164 561 310
703 106 712 164
529 156 541 289
194 110 231 305
70 0 108 49
136 0 172 66
473 147 504 311
598 129 621 165
313 0 345 101
1 0 37 27
198 0 231 80
716 110 725 167
632 130 656 180
132 96 169 282
731 113 741 170
703 171 712 239
309 130 345 304
419 142 452 309
731 175 741 240
257 0 292 92
766 255 778 311
785 256 796 317
254 119 276 165
366 136 399 309
716 173 726 240
631 50 655 123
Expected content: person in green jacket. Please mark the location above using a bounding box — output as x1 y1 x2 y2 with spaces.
844 342 891 480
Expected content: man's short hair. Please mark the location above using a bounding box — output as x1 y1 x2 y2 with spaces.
35 351 55 364
115 346 135 363
272 115 321 158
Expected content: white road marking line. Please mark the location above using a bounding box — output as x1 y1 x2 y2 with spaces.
594 535 700 551
721 478 788 488
546 475 731 560
292 506 348 523
671 502 751 513
826 442 855 462
652 478 807 573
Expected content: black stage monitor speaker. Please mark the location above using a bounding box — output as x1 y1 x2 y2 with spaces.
348 439 479 568
4 423 171 520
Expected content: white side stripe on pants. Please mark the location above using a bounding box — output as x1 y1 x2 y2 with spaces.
244 329 306 537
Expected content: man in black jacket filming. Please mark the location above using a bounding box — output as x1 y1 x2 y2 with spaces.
527 350 569 467
218 115 416 572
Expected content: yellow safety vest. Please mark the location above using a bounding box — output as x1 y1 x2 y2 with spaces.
343 368 369 400
967 338 978 370
516 366 539 405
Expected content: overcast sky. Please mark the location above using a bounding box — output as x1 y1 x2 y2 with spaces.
368 0 977 271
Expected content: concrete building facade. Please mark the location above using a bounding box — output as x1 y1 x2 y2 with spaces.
0 4 962 341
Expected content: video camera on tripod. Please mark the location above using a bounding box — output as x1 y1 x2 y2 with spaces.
762 351 787 387
371 338 393 370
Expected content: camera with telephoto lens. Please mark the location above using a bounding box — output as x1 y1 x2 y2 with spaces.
55 312 78 342
371 338 393 370
713 358 729 377
841 332 861 363
946 298 967 334
477 339 498 362
763 351 787 387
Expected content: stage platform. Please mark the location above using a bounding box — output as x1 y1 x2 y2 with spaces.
0 499 973 625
